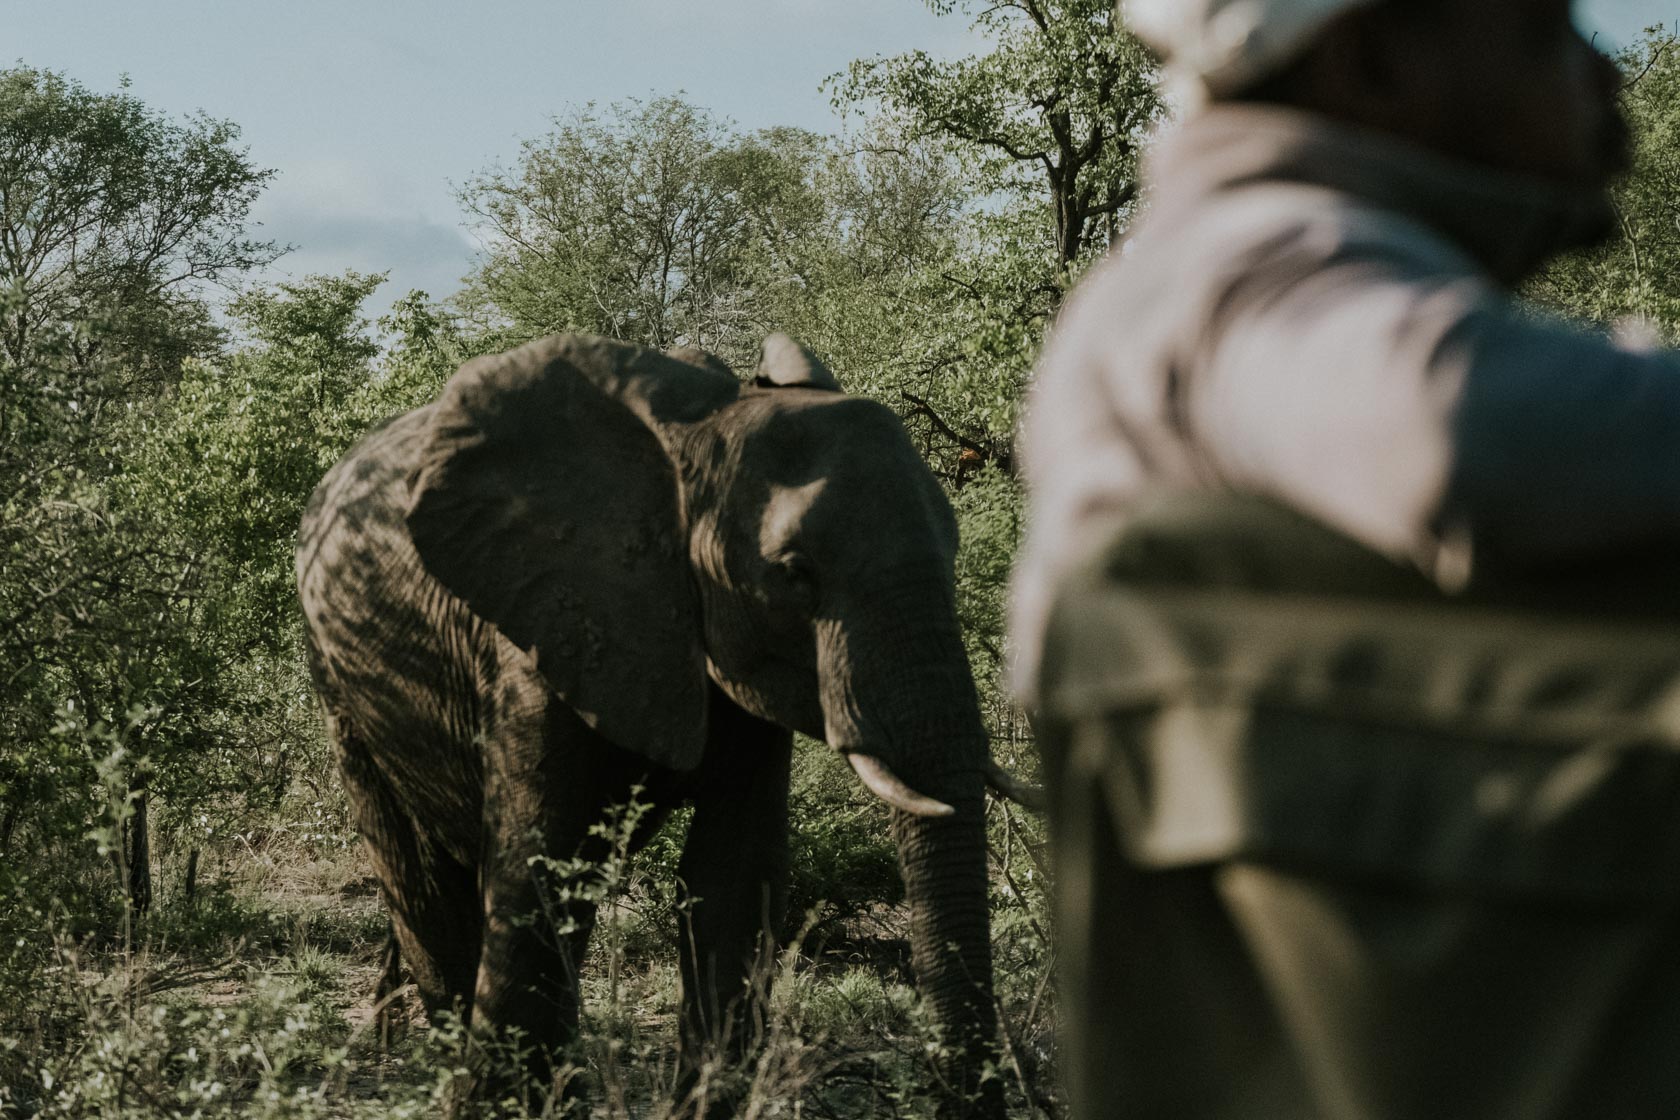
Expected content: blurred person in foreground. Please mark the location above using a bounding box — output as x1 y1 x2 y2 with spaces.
1012 0 1680 1118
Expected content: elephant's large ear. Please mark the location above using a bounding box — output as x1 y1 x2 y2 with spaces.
753 333 842 392
405 335 740 771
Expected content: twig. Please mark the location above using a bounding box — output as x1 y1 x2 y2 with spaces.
1622 31 1679 93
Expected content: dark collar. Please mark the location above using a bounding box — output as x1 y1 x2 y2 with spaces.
1147 105 1614 286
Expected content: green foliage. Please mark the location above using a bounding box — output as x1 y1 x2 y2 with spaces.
454 96 967 385
833 0 1160 270
787 748 906 931
791 966 917 1041
456 98 821 364
0 67 285 954
1528 29 1680 340
16 950 353 1120
951 467 1030 751
823 0 1161 479
0 787 383 1118
0 269 414 998
0 66 279 385
374 288 472 411
145 271 386 649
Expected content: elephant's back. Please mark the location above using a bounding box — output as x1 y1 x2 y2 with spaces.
298 407 431 573
297 406 487 847
297 407 440 662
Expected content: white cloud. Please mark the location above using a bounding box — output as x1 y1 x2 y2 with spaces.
242 155 477 319
247 205 477 317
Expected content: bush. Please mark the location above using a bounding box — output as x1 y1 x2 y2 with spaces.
787 747 905 939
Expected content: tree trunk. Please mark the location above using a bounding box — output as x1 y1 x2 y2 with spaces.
0 798 19 858
182 847 200 908
127 789 152 921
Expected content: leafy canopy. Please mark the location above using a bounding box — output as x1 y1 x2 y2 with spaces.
833 0 1161 271
0 66 280 387
1528 30 1680 340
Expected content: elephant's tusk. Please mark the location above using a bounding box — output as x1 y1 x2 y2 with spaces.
984 762 1047 813
847 754 957 818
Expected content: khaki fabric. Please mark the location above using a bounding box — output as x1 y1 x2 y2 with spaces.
1039 495 1680 1119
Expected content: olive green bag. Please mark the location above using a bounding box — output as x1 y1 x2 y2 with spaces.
1040 493 1680 904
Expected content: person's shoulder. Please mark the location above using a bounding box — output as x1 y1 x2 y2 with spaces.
1183 177 1481 284
1049 180 1475 352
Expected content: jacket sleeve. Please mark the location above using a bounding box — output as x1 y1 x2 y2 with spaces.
1446 308 1680 565
1192 225 1680 570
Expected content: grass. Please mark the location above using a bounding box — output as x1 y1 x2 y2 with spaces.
0 776 1061 1120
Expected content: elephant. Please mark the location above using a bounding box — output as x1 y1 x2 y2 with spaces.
295 332 1032 1117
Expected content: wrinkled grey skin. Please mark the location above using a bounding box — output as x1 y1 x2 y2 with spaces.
296 334 1004 1118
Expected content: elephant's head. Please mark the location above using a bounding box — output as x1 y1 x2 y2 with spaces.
404 333 1016 1114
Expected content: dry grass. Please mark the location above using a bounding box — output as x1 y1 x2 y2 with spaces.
1 786 1060 1120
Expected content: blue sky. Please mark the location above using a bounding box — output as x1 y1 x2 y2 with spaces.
7 1 1676 318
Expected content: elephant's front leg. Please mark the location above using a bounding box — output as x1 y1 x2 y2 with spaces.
468 686 661 1115
470 853 597 1114
673 699 793 1116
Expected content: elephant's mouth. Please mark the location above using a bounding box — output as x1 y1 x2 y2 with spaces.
706 658 825 738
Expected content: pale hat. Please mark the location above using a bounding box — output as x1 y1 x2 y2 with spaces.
1124 0 1382 99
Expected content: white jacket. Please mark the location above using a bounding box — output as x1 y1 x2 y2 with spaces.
1012 105 1680 703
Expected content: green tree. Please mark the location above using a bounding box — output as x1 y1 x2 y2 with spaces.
827 0 1161 480
105 274 388 846
0 67 279 925
453 95 985 433
153 272 386 651
0 65 281 744
374 287 470 413
0 66 280 388
834 0 1160 274
1528 28 1680 339
758 126 969 415
458 98 830 364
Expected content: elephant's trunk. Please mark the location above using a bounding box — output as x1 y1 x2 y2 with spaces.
893 775 1006 1118
818 584 1006 1118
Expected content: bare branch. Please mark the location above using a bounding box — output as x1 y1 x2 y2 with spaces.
1622 32 1679 93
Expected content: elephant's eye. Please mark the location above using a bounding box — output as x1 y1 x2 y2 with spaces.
766 551 817 602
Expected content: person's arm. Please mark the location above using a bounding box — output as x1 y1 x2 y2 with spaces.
1191 245 1479 565
1446 308 1680 566
1192 231 1680 570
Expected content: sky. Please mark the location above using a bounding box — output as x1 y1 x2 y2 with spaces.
6 1 1677 319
